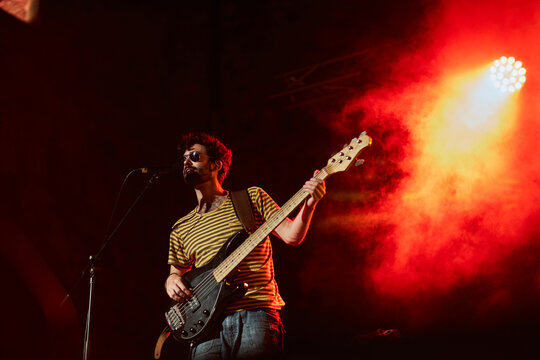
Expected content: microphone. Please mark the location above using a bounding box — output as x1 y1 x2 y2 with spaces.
138 162 181 175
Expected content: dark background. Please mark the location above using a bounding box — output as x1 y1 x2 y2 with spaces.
1 1 538 359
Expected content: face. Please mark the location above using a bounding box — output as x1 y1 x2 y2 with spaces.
182 144 217 186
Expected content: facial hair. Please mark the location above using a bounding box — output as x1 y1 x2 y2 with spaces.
183 166 198 185
183 164 213 186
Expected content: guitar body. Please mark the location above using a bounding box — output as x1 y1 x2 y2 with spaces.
165 230 249 343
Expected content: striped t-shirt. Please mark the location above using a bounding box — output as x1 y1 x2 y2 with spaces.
168 186 285 312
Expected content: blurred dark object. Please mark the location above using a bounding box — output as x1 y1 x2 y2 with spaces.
0 0 39 23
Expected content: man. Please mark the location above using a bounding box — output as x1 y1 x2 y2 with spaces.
165 132 325 359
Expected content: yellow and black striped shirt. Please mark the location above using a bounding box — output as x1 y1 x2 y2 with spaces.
168 186 285 312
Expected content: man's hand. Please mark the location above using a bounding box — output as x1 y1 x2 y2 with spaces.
165 273 193 302
303 170 326 209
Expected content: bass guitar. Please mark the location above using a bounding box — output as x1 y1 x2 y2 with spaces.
164 132 372 343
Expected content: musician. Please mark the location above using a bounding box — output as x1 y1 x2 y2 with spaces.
165 132 325 359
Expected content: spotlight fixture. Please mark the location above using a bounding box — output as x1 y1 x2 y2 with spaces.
489 56 526 93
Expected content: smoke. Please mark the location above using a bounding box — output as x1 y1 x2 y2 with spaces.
308 0 540 328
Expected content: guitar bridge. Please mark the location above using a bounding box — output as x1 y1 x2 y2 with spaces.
165 295 202 331
165 304 185 331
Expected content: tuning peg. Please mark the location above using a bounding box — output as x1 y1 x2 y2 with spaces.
355 159 365 167
331 151 338 156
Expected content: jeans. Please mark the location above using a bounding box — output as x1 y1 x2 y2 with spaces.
191 309 284 360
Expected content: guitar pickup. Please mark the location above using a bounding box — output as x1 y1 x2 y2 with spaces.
185 296 200 313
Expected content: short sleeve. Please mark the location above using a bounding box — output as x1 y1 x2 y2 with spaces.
247 186 280 224
168 227 193 271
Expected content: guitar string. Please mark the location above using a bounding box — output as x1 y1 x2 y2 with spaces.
171 174 328 320
171 193 305 317
170 160 349 321
170 139 368 326
175 135 368 313
170 167 332 320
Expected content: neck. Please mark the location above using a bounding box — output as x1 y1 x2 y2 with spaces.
194 179 228 213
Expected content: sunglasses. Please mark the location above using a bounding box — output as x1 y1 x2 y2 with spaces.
182 151 211 163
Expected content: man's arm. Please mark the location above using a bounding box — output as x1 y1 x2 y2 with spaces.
273 171 326 246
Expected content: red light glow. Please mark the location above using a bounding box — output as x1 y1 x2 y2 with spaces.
308 0 540 328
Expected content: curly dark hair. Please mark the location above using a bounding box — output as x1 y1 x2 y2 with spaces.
177 132 232 184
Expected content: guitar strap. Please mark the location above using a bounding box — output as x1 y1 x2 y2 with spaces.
230 189 256 234
153 326 170 359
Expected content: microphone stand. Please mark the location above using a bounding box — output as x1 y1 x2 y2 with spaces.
60 171 162 360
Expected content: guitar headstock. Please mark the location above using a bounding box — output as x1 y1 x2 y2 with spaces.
324 131 372 175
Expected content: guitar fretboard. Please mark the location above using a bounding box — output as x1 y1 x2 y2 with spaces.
213 169 329 282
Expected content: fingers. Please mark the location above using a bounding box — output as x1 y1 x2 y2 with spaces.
304 178 324 189
303 182 324 198
303 171 326 203
168 288 188 303
166 275 193 302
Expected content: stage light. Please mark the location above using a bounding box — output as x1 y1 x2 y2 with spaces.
489 56 526 93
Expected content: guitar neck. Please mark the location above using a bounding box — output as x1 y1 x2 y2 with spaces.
213 169 329 282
